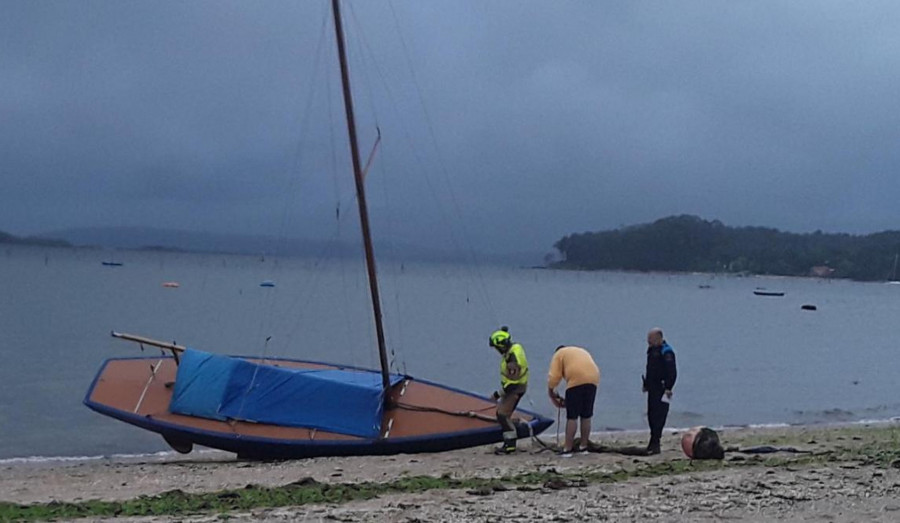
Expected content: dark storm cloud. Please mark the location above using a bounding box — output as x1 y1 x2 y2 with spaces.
3 1 900 253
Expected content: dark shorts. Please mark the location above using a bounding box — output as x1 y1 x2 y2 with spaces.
565 384 597 420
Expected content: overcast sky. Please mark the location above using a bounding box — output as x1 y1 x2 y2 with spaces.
3 1 900 255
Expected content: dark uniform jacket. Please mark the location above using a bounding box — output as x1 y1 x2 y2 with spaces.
645 341 677 392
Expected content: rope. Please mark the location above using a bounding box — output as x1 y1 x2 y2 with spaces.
556 405 561 447
526 420 556 453
396 401 560 453
395 402 497 423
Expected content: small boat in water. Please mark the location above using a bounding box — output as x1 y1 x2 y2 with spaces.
162 281 180 288
259 280 275 288
101 261 124 267
753 290 784 297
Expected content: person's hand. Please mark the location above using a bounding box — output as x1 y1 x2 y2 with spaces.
549 392 565 408
664 389 673 399
491 390 501 401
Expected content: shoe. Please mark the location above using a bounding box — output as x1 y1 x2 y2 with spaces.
559 450 573 458
646 444 661 455
494 445 516 455
577 447 590 455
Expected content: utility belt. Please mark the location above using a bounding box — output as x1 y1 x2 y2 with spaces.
502 383 527 395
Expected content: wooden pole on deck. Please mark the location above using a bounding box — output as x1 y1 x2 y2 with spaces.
111 331 185 362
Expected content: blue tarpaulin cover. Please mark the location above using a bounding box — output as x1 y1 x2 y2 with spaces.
169 349 404 438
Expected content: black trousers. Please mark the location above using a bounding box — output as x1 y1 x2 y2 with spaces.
647 390 669 445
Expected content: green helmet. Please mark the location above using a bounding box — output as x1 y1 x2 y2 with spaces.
489 327 511 349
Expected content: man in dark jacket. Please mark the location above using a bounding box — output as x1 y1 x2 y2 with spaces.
642 327 677 455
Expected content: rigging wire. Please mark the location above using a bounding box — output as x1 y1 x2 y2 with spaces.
324 12 364 370
233 335 272 421
268 6 363 358
243 4 366 381
346 12 385 373
346 1 499 330
261 4 334 349
273 3 330 261
272 5 377 372
385 0 500 326
347 2 407 374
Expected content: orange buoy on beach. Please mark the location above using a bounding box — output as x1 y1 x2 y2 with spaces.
681 426 725 460
162 282 180 288
682 427 701 458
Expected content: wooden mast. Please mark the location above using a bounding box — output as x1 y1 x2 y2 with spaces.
331 0 391 392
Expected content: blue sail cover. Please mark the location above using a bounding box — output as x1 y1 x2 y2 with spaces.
169 349 404 438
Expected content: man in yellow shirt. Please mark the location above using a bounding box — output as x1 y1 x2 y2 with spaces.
548 345 600 456
489 326 529 454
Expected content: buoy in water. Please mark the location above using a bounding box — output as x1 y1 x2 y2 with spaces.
801 304 817 311
260 280 275 288
162 282 180 288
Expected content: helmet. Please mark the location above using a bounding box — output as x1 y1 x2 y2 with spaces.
489 327 511 349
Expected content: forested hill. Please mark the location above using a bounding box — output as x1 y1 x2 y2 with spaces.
0 229 70 247
553 215 900 281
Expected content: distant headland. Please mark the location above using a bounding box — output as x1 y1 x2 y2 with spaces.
0 229 70 248
3 226 543 266
553 215 900 282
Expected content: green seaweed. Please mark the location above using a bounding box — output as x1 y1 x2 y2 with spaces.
2 426 899 522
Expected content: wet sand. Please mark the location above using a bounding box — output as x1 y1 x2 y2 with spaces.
2 422 899 521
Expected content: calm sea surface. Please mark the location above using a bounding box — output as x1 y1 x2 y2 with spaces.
1 244 898 460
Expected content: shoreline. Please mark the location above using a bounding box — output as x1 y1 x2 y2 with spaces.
2 421 899 521
4 415 898 469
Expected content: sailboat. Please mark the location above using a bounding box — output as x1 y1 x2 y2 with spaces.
83 0 552 460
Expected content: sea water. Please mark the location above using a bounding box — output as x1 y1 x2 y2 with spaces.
1 244 898 460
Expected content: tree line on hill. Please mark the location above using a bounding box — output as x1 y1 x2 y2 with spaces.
553 215 900 281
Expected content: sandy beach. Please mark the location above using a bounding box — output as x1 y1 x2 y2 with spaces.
2 422 899 522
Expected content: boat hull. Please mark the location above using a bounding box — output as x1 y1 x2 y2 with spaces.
84 356 553 459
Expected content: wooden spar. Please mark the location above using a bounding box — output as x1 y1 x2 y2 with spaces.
111 331 185 361
361 127 381 180
331 0 391 392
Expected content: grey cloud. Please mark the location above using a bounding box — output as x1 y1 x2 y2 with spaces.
3 1 900 254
